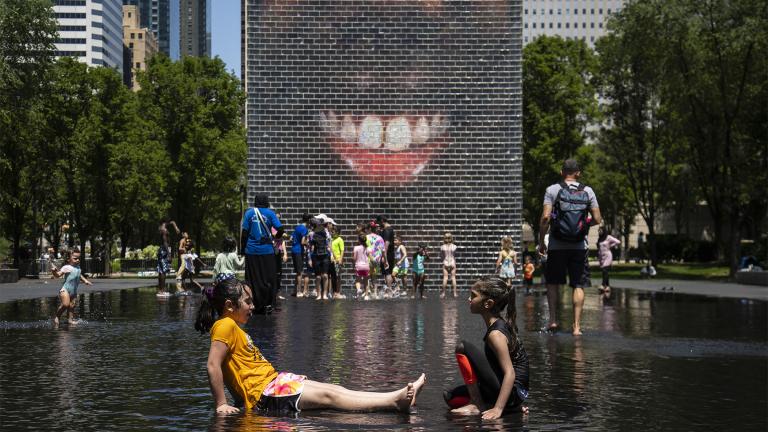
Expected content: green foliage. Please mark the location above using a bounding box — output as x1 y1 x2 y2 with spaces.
522 36 599 236
141 245 159 260
138 55 246 247
0 0 57 266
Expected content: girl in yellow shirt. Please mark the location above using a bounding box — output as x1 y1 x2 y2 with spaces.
195 274 426 415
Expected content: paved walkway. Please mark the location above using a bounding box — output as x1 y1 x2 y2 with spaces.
0 278 155 303
1 277 766 303
612 278 768 301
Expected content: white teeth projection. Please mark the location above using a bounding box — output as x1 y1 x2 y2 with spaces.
358 116 383 148
413 117 430 145
321 111 449 150
340 115 357 144
384 117 412 151
412 163 426 175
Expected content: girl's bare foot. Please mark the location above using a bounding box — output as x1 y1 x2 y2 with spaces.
451 404 481 415
572 327 582 336
396 373 426 411
52 316 59 327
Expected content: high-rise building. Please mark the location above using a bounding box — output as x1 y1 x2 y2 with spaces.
522 0 624 46
122 0 179 58
123 5 158 90
179 0 211 57
53 0 124 73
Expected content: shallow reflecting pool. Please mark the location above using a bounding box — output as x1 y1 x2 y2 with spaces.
0 286 766 431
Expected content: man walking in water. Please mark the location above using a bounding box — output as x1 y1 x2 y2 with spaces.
241 193 284 314
157 218 180 295
538 159 602 335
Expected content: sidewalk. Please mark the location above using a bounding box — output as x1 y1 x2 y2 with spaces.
0 278 155 304
612 278 768 301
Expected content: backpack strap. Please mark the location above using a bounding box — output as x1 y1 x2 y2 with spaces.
253 208 273 243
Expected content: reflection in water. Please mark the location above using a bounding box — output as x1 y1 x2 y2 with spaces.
0 287 766 431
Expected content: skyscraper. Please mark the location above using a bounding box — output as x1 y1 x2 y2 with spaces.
179 0 211 57
53 0 124 73
123 5 158 90
522 0 625 46
122 0 179 58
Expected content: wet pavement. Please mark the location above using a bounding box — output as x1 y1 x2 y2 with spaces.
0 285 765 431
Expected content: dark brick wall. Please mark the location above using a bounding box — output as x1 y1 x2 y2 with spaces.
243 0 523 290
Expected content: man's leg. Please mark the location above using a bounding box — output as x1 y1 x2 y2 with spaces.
572 287 584 336
546 284 560 330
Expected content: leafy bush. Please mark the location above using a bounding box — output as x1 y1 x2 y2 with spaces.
141 245 159 260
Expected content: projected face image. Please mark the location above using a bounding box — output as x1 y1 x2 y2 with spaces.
253 0 514 186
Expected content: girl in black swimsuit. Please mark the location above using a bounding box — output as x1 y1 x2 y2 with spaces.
444 276 530 419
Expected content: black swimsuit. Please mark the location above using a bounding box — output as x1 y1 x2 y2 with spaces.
447 319 530 409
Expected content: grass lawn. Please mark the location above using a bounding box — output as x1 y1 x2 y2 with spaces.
598 262 730 281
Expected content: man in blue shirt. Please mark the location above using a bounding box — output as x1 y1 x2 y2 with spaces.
240 193 284 314
290 213 310 297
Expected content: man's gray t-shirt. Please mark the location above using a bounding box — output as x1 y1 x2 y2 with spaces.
544 181 599 250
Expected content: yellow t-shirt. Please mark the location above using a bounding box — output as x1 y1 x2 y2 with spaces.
210 317 278 410
332 236 344 262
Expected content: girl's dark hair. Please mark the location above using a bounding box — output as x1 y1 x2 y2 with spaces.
222 237 236 251
358 234 367 246
598 227 607 243
194 277 248 334
63 248 81 263
473 275 518 340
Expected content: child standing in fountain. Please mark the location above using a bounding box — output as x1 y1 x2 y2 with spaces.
213 237 244 280
444 276 529 420
353 235 371 299
412 244 430 299
441 232 458 298
195 275 425 414
392 235 409 295
496 236 518 290
51 248 92 326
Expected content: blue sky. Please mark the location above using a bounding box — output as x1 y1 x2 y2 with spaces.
211 1 241 78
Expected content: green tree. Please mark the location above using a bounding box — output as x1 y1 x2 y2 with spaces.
660 0 767 274
596 6 684 267
138 55 246 249
603 0 768 274
522 36 599 240
0 0 57 267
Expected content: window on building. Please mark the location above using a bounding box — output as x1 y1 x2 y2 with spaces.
524 8 528 14
591 8 595 14
549 22 553 28
582 8 586 14
131 33 135 39
599 8 603 14
549 9 553 14
532 9 536 15
136 62 141 69
574 8 578 15
582 22 586 28
138 33 142 39
524 23 528 28
557 22 561 28
557 8 561 15
599 22 603 28
129 42 134 48
590 36 595 42
565 23 569 28
524 36 529 43
532 23 536 28
591 22 595 28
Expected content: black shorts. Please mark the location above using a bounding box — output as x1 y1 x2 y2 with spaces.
257 393 301 414
545 249 589 288
312 255 330 275
292 252 303 274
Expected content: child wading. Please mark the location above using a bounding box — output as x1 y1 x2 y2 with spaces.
51 248 92 326
495 236 518 289
412 244 429 299
440 232 458 298
444 276 530 419
196 275 426 414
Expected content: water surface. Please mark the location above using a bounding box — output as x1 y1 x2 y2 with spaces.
0 286 765 431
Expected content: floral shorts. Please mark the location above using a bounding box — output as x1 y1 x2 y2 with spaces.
257 372 306 414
